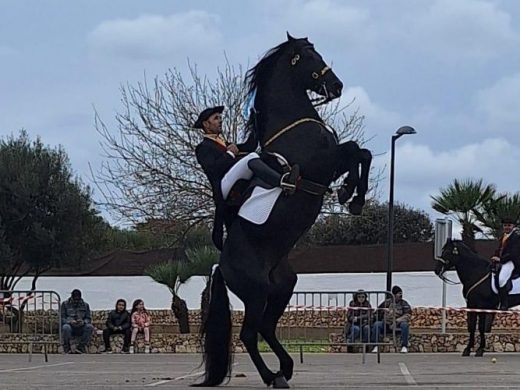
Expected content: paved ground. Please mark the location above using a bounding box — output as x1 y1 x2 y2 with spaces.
0 352 519 389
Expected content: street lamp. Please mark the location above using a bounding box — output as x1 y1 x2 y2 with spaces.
386 126 417 293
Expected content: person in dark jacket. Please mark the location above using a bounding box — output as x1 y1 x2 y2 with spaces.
344 290 372 352
491 217 520 310
61 289 94 354
194 106 300 249
371 285 412 353
102 299 131 353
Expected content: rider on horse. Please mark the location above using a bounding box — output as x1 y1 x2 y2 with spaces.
491 216 520 310
194 105 300 249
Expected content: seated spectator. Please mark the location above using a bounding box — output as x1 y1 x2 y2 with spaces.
130 299 151 354
371 285 411 354
61 289 94 354
103 299 131 353
344 289 372 352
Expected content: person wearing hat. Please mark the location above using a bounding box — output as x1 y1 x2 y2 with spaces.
371 285 412 353
60 289 94 353
194 106 300 249
491 217 520 310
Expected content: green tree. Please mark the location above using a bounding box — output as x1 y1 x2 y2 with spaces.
474 193 520 239
302 200 433 246
431 178 496 249
179 246 219 324
0 131 102 291
145 261 190 334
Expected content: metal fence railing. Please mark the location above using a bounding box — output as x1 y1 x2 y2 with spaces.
0 290 61 362
278 290 399 363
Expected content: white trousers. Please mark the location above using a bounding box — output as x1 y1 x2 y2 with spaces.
498 261 515 287
221 152 259 200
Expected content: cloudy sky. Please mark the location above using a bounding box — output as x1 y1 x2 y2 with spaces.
1 0 520 229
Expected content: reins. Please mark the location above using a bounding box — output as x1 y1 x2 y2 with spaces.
262 117 332 197
464 272 491 302
264 118 324 147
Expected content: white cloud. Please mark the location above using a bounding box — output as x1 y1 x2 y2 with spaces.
475 72 520 125
403 0 518 61
268 0 377 49
374 138 520 216
87 12 223 60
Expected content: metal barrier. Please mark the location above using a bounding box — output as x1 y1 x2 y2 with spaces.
0 290 61 362
278 290 399 363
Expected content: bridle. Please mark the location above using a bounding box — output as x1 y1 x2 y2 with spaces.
290 52 333 107
435 247 460 285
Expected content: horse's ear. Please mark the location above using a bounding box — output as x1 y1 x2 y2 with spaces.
287 32 296 41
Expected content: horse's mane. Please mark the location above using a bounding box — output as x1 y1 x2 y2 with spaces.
452 240 490 266
243 39 304 142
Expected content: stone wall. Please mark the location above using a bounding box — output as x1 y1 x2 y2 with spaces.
1 307 519 353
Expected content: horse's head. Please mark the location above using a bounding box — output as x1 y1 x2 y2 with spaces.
285 33 343 102
435 239 458 277
435 239 477 277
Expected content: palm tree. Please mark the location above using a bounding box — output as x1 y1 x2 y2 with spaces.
431 178 496 249
179 246 219 325
145 261 190 333
474 193 520 239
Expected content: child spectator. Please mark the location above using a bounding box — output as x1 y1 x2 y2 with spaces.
103 299 131 353
130 299 151 354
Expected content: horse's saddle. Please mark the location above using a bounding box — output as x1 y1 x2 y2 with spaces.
490 264 520 295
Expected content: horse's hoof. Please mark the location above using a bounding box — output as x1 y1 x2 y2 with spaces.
337 187 353 205
272 372 290 388
462 348 471 357
475 349 484 357
348 202 363 215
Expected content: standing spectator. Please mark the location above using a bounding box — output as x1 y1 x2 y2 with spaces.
102 299 131 353
371 285 412 353
61 289 94 354
344 290 372 352
130 299 151 354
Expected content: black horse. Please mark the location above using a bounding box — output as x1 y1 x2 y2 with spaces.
194 35 372 388
435 239 520 357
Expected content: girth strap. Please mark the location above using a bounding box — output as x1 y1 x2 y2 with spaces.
298 178 331 196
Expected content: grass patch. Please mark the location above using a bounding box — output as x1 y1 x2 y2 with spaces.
258 339 330 353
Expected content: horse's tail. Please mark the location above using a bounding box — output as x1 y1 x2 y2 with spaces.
192 265 232 387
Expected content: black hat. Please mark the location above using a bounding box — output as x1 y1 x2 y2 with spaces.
391 285 402 295
193 106 224 129
71 289 82 298
501 217 516 224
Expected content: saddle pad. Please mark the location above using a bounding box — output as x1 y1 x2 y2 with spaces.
491 275 520 295
238 186 282 225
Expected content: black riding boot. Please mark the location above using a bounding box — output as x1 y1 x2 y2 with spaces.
247 159 300 195
498 286 509 311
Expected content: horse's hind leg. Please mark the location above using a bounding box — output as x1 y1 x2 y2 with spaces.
463 312 477 356
240 292 278 386
259 263 297 382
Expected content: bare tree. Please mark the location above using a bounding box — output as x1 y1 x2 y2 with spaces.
93 59 379 233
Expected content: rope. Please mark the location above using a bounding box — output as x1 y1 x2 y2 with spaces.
264 118 324 147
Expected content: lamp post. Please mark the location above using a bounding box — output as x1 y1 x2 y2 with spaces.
386 126 417 293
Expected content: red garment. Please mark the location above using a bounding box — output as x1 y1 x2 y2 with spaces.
131 311 151 328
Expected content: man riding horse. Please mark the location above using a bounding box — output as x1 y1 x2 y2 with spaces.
491 216 520 310
194 105 300 249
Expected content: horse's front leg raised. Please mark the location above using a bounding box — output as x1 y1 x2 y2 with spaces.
463 312 477 356
335 142 372 215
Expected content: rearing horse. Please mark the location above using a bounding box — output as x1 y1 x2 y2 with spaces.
435 239 520 357
194 35 372 388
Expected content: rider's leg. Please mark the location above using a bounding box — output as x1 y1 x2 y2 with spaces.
220 153 300 200
247 158 300 195
498 261 514 310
